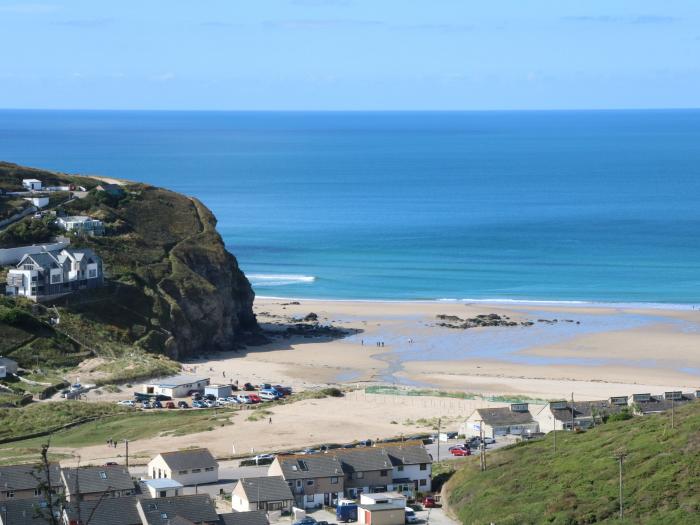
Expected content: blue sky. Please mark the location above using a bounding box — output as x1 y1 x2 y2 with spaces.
0 0 698 110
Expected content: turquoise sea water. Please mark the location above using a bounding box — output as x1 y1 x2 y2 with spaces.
1 109 700 304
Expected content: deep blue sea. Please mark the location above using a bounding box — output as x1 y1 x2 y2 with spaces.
1 109 699 304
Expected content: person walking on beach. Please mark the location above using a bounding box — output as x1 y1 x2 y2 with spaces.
269 417 272 424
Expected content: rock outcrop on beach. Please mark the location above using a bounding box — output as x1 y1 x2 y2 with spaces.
436 313 532 329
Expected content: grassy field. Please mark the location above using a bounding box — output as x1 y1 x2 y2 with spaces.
445 402 700 524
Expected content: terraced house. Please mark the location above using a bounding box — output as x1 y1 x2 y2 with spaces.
5 247 103 301
268 454 344 509
0 463 63 502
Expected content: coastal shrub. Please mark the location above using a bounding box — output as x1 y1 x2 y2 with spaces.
607 409 632 422
321 387 343 397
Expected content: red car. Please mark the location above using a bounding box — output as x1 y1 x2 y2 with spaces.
450 446 471 456
165 401 176 409
422 496 438 508
248 394 262 403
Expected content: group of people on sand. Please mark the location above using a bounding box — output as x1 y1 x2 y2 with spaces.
360 339 386 347
106 438 119 448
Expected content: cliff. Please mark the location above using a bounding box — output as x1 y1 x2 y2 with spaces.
0 162 257 361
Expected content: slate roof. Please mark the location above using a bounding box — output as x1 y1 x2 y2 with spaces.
377 442 433 466
64 495 142 525
633 394 694 414
157 448 218 471
61 465 134 495
0 499 62 525
0 463 62 491
548 400 626 422
219 510 270 525
331 448 392 473
237 476 294 502
276 454 343 480
474 407 536 427
138 494 219 525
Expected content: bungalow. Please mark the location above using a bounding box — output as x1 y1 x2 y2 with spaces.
357 503 405 525
22 179 42 191
148 448 219 486
534 399 626 433
630 392 695 415
61 465 135 502
461 403 539 439
24 196 49 208
218 510 270 525
6 248 103 302
359 492 406 508
268 453 344 509
136 494 220 525
0 463 62 501
142 478 184 498
63 495 142 525
56 215 105 236
143 375 210 398
231 476 294 513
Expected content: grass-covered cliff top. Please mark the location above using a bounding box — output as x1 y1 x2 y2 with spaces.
444 402 699 524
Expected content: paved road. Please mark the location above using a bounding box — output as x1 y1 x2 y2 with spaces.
425 436 515 462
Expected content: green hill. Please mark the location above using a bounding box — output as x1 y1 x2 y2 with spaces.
444 402 700 524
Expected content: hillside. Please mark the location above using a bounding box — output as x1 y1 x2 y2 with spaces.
0 161 257 370
444 402 699 524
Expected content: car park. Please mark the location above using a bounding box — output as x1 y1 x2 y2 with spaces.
178 401 190 408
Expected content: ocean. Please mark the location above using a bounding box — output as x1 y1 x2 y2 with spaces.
1 109 700 304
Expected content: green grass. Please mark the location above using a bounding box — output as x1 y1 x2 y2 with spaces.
246 409 273 422
445 402 700 524
91 352 181 386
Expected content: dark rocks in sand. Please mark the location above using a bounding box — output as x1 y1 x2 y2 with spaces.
436 313 523 330
304 312 319 322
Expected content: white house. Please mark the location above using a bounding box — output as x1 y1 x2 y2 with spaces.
380 442 433 496
205 384 232 398
22 179 42 191
0 357 19 379
231 476 294 512
147 448 219 486
143 375 210 398
23 196 49 208
55 215 105 236
461 404 539 439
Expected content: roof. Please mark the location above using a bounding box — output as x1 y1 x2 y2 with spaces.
23 179 42 184
156 448 218 471
377 442 432 466
60 215 95 222
634 394 694 414
474 407 535 427
358 503 404 512
138 494 219 525
61 465 134 495
0 462 62 491
331 447 392 473
143 478 185 489
150 375 210 388
276 454 343 480
0 357 18 368
64 495 142 525
547 400 627 422
0 499 62 525
219 510 270 525
236 476 293 503
18 248 100 271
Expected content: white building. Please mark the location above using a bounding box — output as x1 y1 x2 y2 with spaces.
0 357 19 378
205 384 232 398
143 375 210 398
461 403 539 439
22 179 42 191
147 448 219 486
141 478 183 498
359 492 406 508
23 196 49 208
56 215 105 236
231 476 294 512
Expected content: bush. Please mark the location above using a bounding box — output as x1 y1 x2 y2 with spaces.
607 409 633 422
321 387 344 398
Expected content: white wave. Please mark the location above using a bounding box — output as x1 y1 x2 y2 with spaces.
248 273 316 287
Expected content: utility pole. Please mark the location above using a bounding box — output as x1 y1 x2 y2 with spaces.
612 452 627 520
124 439 129 470
479 420 486 472
570 392 575 432
552 416 556 454
671 397 675 430
436 418 441 463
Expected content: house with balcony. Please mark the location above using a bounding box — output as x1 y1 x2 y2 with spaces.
333 447 395 499
379 442 433 496
56 215 105 237
534 398 628 433
268 454 344 509
630 391 696 415
5 248 103 302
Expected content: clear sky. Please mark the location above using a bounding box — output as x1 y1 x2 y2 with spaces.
1 0 699 110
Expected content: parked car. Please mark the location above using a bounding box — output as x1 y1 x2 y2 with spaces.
450 446 470 456
154 394 172 401
103 462 118 466
216 398 230 405
203 394 216 401
445 431 458 439
248 394 262 403
259 389 280 401
134 392 151 402
204 399 216 408
226 396 241 404
141 401 152 409
165 401 176 409
153 400 163 409
236 394 253 404
273 385 293 396
422 496 438 508
405 508 418 524
448 444 467 451
253 453 275 465
230 384 239 391
243 383 255 391
187 389 202 397
117 400 135 407
192 400 207 408
191 392 203 401
293 517 317 525
483 437 496 445
178 401 190 409
258 383 272 390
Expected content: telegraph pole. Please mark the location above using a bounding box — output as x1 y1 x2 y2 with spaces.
436 418 441 463
124 439 129 470
479 420 486 471
552 416 556 454
612 452 627 520
570 392 575 431
671 397 675 430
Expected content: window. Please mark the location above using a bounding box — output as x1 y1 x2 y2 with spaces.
51 274 61 284
179 470 188 475
380 470 388 477
192 469 201 473
306 495 314 503
99 471 107 479
419 464 427 471
419 479 427 487
356 472 364 479
296 480 302 488
205 467 214 472
306 480 314 486
34 488 41 496
7 491 14 499
331 477 339 484
397 465 404 472
88 269 97 278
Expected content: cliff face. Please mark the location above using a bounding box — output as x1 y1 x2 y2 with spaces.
0 162 258 360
